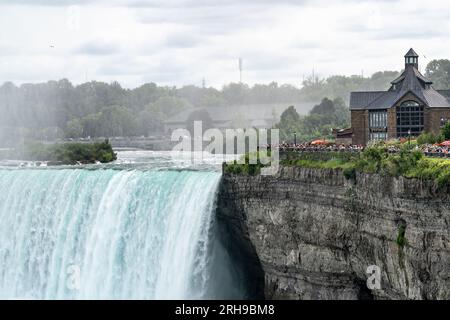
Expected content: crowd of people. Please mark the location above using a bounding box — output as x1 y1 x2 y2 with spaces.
422 144 450 157
275 142 364 152
269 141 450 158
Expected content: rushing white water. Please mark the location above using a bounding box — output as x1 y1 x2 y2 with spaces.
0 154 241 299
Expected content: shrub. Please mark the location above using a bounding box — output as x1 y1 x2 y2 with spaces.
442 122 450 140
396 226 407 248
417 132 444 145
343 166 356 180
229 142 450 188
13 139 117 164
224 150 272 175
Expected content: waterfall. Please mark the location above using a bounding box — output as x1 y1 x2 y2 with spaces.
0 168 241 299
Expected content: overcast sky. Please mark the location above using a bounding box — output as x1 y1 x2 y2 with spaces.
0 0 449 88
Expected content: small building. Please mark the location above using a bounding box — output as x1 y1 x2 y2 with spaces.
350 49 450 145
332 128 353 145
164 103 316 134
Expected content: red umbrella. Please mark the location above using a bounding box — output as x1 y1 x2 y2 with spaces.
440 141 450 146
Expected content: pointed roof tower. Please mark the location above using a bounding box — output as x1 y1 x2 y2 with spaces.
404 48 419 69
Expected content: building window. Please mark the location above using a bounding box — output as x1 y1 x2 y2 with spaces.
370 132 388 141
396 101 423 137
369 110 387 141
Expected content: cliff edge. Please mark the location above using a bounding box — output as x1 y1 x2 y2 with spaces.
216 166 450 300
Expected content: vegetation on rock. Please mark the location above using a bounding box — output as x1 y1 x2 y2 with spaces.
2 139 117 165
396 225 407 248
224 151 272 176
226 141 450 188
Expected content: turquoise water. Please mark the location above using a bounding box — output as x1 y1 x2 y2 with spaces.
0 153 241 299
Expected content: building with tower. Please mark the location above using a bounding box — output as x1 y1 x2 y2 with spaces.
349 49 450 145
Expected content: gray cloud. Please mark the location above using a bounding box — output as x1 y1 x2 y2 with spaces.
369 29 445 40
97 58 147 76
0 0 310 7
0 0 449 88
165 33 203 48
0 0 91 6
73 42 121 56
135 4 272 37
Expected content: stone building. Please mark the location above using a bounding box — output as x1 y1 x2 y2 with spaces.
350 49 450 145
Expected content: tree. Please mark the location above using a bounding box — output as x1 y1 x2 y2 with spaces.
136 107 164 135
186 109 214 135
147 96 191 117
65 118 83 138
98 105 137 137
441 122 450 140
275 98 351 143
333 97 351 127
425 59 450 89
310 98 335 115
222 83 250 105
275 106 301 142
81 113 102 137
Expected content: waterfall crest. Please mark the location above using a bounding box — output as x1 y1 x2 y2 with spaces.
0 168 240 299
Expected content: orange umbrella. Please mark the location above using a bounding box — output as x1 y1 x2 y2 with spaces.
311 139 328 145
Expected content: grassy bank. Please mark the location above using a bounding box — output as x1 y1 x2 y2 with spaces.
225 144 450 188
284 146 450 187
0 139 117 165
224 151 272 176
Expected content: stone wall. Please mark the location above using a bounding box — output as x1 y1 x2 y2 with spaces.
426 108 450 135
216 167 450 300
351 110 368 145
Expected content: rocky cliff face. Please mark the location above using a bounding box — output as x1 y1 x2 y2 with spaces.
216 166 450 300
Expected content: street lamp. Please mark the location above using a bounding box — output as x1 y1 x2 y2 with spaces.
408 129 411 149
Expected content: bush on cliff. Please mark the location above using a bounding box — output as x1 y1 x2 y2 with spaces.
224 151 271 176
354 145 423 177
357 145 450 187
10 139 117 164
406 157 450 187
225 143 450 187
343 166 356 180
396 226 407 248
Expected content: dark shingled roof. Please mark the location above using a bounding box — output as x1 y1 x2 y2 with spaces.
438 90 450 99
405 48 419 57
349 91 385 109
350 57 450 110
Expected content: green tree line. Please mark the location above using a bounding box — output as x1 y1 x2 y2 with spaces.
0 59 448 146
275 98 350 143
